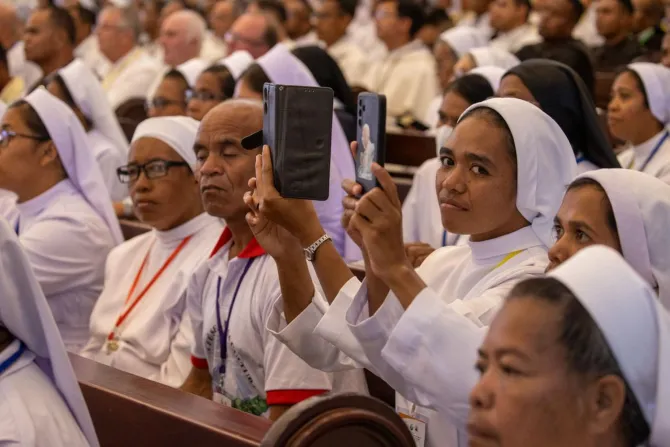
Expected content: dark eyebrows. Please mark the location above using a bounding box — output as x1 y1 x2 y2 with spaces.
494 347 532 362
477 349 488 360
465 152 494 167
569 219 597 234
193 142 207 154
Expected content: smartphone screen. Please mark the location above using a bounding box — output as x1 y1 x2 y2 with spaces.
356 93 386 193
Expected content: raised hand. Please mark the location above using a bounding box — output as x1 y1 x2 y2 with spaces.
405 242 436 268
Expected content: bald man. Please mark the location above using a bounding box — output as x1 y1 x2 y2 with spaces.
0 2 42 89
227 12 278 58
180 99 366 420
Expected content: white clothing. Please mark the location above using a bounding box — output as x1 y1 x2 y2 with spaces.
87 129 127 201
101 47 163 110
74 34 110 76
188 229 367 417
131 116 201 171
16 180 116 351
200 31 227 62
617 130 670 184
576 157 599 173
81 213 223 388
7 41 42 91
349 22 388 63
439 27 488 58
361 40 438 120
294 31 320 47
469 66 505 91
424 96 441 129
489 23 541 53
327 37 369 86
627 63 670 125
0 190 18 229
572 3 604 47
148 58 209 98
219 51 253 80
457 12 493 39
468 47 520 70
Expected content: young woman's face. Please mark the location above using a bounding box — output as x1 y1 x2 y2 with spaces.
497 74 540 106
607 71 658 142
437 90 471 128
187 72 226 121
436 114 524 241
469 297 593 447
148 77 188 118
547 184 622 272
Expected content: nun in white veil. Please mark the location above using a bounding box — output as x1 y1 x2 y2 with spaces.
0 217 98 447
0 102 18 227
218 50 254 80
47 59 128 201
1 88 122 351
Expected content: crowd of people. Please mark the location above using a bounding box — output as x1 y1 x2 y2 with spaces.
0 0 669 445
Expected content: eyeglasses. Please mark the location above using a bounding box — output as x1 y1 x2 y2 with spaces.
186 90 226 102
145 96 187 111
117 159 191 183
225 31 266 47
0 129 49 148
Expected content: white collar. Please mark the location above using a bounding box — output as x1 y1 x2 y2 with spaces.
16 179 77 219
467 226 542 265
387 40 424 58
154 213 219 245
110 46 143 68
631 129 669 165
496 23 532 40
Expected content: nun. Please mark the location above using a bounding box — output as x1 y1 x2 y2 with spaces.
236 43 360 262
187 51 253 121
148 58 209 118
46 59 129 201
499 59 621 172
0 218 98 447
80 117 223 387
246 97 577 447
451 47 520 79
610 63 670 184
470 245 669 447
0 88 122 351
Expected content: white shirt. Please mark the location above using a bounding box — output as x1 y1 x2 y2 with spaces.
101 47 163 110
423 96 441 129
200 32 227 62
572 3 604 47
349 22 388 63
457 12 493 39
15 180 116 351
489 23 541 53
266 226 549 447
75 34 110 77
361 40 438 120
0 190 18 229
294 31 320 47
87 129 127 201
188 228 367 417
7 41 42 90
0 341 89 447
617 130 670 184
328 36 369 86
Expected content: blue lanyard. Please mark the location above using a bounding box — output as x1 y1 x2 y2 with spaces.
639 130 670 172
215 258 255 376
575 155 585 164
0 342 25 376
442 231 461 247
14 219 19 236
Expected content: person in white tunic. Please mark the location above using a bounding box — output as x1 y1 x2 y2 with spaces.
358 0 438 121
0 103 18 229
244 97 577 447
470 245 668 446
452 46 520 77
179 100 366 420
611 63 670 183
456 0 493 37
0 217 98 447
0 88 122 351
81 117 224 387
0 3 43 90
148 58 209 118
488 0 541 52
47 59 129 201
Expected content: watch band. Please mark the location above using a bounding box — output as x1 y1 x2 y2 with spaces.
304 234 332 262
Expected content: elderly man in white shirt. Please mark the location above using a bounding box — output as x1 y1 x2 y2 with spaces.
59 0 110 75
0 3 42 91
488 0 541 52
97 3 163 111
81 117 223 388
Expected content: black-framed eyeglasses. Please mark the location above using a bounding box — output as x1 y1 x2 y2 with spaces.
117 159 191 183
0 129 49 148
145 96 187 111
186 90 226 103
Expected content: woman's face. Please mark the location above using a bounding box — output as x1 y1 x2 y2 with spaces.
236 77 263 101
148 77 188 118
546 184 622 272
469 297 593 447
434 42 458 90
436 114 524 241
497 74 539 106
608 71 658 143
187 72 226 121
437 90 471 128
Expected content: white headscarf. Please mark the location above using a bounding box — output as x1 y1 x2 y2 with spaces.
576 169 670 309
469 47 520 70
54 0 96 12
550 245 670 446
460 98 576 247
219 50 253 80
0 217 99 447
175 58 210 87
24 88 123 245
58 59 129 158
628 63 670 125
469 66 505 91
131 116 200 172
439 27 488 58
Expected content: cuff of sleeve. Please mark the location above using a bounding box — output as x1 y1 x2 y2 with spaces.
345 283 405 344
191 356 208 369
266 294 324 340
266 389 328 405
313 276 362 343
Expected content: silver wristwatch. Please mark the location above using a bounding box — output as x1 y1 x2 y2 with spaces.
304 234 332 261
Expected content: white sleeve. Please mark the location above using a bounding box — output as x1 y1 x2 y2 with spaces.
156 303 194 388
401 177 420 243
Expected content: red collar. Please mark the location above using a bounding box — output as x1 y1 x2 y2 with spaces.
209 227 266 259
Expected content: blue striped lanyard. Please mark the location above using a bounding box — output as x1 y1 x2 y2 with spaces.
215 258 255 376
442 231 461 247
637 130 669 172
0 342 25 375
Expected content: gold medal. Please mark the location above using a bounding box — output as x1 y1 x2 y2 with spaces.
106 339 119 353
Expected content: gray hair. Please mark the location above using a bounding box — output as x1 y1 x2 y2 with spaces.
100 4 142 41
170 9 206 50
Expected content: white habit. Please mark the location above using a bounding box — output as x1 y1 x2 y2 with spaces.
489 23 541 53
327 35 369 86
101 47 164 110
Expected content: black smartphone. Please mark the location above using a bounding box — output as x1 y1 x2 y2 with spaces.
355 93 387 193
263 83 334 200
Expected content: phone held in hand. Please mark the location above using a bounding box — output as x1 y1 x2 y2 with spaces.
263 83 334 201
355 93 387 194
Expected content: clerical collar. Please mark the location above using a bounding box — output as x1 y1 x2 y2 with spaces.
16 179 77 219
468 226 542 265
154 213 221 244
631 129 667 165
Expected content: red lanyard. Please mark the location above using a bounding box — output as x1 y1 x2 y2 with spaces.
107 236 192 343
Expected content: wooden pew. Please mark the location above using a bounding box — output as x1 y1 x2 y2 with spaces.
594 71 617 110
119 218 152 240
386 130 435 168
69 353 272 446
116 98 148 142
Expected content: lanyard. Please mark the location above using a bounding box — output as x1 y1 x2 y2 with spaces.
629 130 670 172
14 219 19 236
495 250 523 269
0 342 25 376
215 258 255 376
575 155 585 164
441 231 462 247
106 236 192 346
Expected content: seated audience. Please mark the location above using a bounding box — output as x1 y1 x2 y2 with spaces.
284 0 317 44
81 116 223 388
457 0 493 37
209 0 240 48
488 0 541 52
247 0 291 44
573 0 605 47
0 46 25 105
180 99 366 419
62 0 108 74
226 12 279 58
437 26 489 80
592 0 643 71
47 59 129 201
452 46 520 77
632 0 665 53
0 88 122 351
159 9 208 67
0 2 42 90
610 63 670 182
416 8 452 48
0 218 98 447
148 58 208 118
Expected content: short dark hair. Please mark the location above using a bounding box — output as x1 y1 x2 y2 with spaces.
240 63 271 94
445 73 494 105
163 68 190 97
0 45 7 69
203 64 237 99
254 0 287 23
261 15 279 48
423 7 450 27
566 177 619 238
507 277 651 447
47 5 77 46
8 100 50 140
617 0 635 14
76 4 97 27
333 0 359 17
379 0 426 38
567 0 586 21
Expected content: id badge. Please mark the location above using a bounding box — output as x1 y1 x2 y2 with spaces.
213 377 232 407
397 402 427 447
